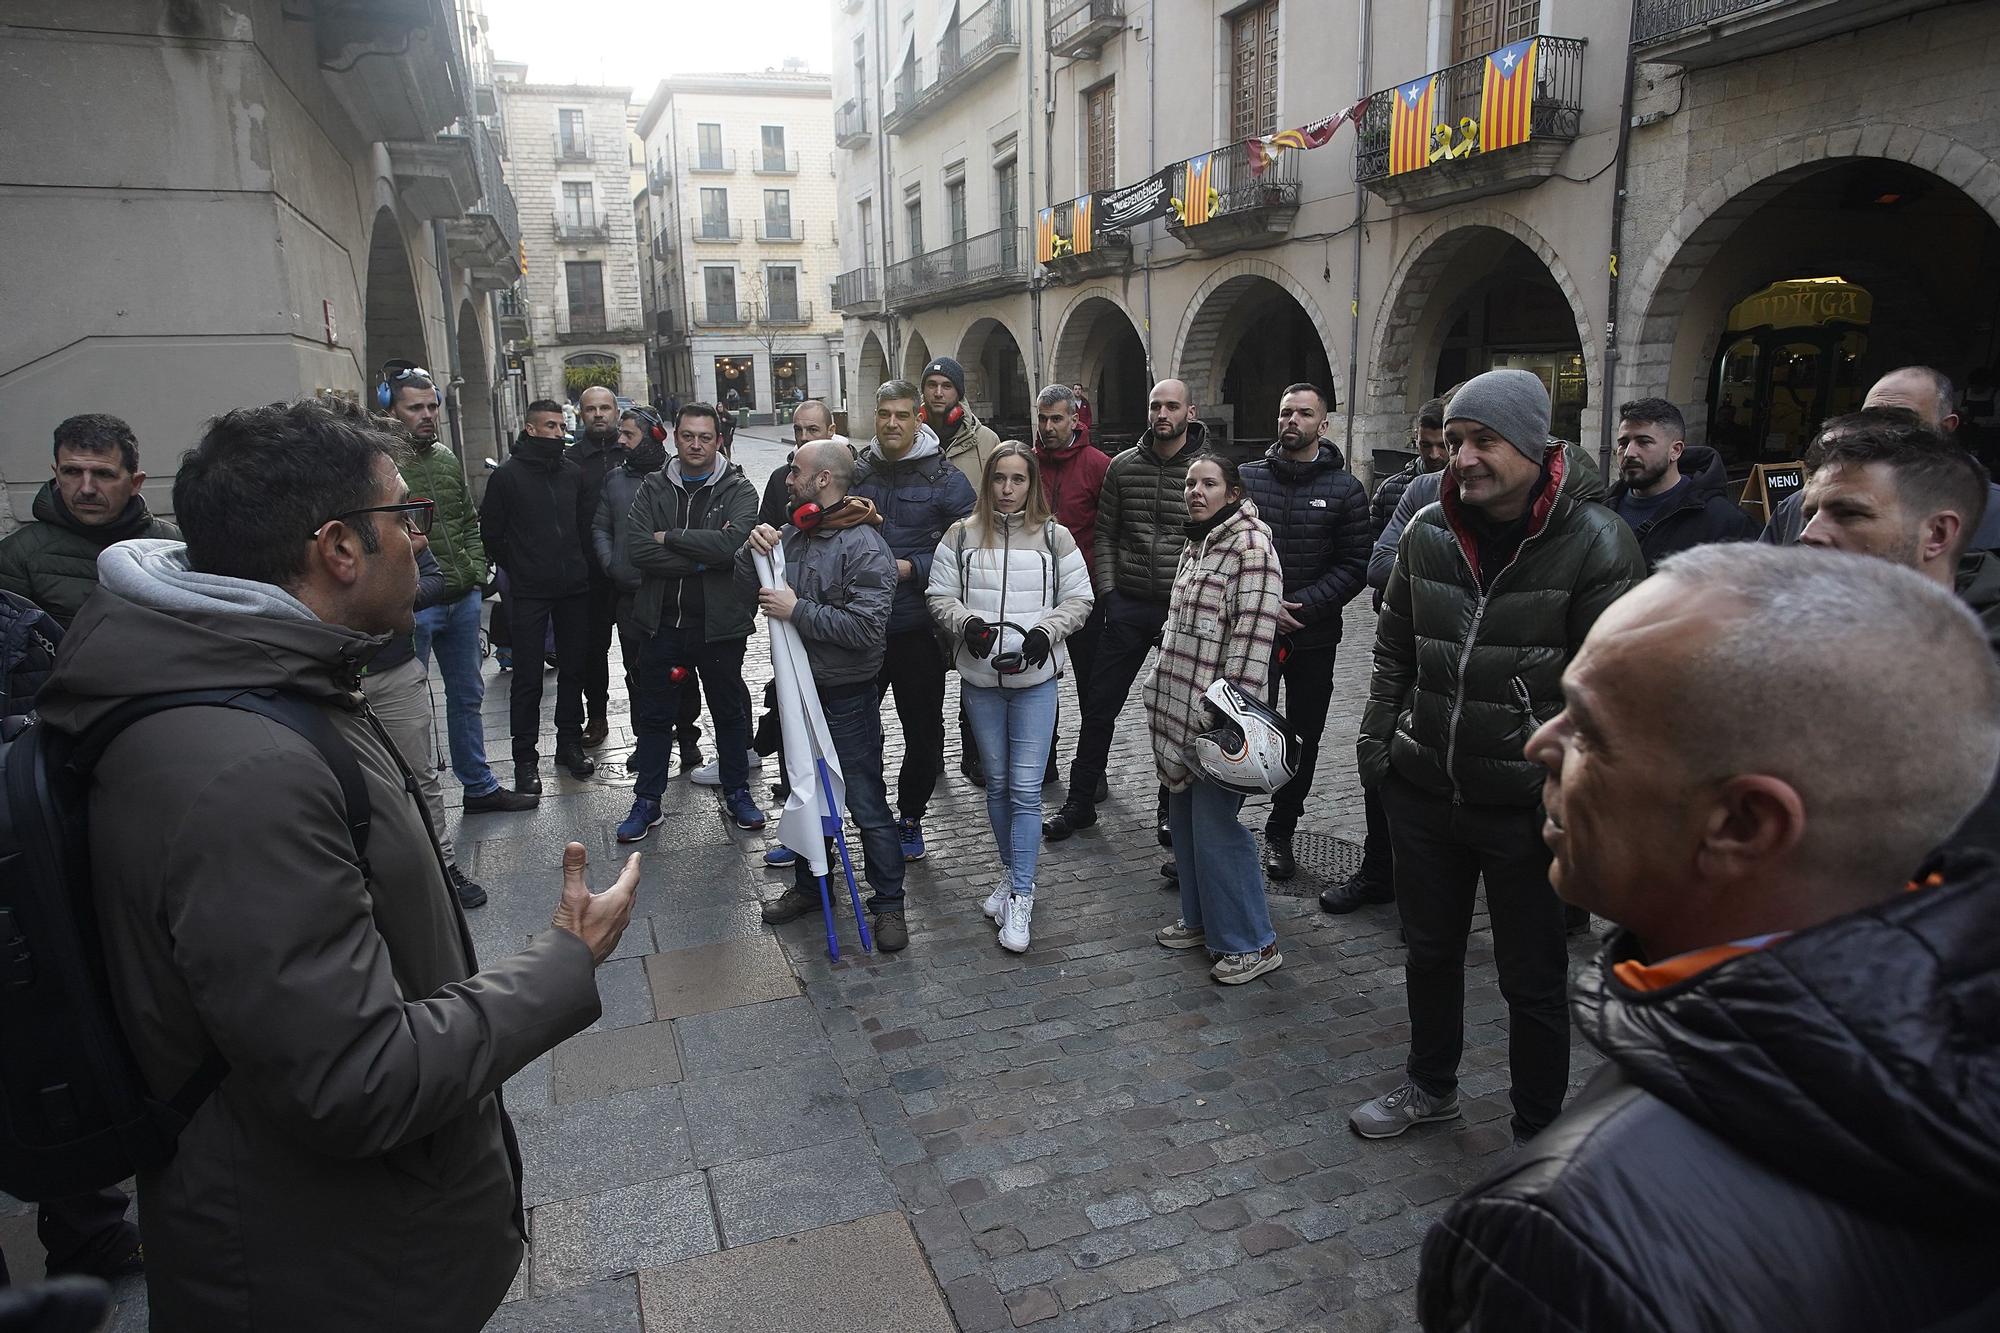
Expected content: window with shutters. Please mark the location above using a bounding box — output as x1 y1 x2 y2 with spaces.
995 158 1018 267
858 198 875 266
906 198 924 256
946 179 967 246
1454 0 1539 62
1228 2 1279 142
561 181 595 229
565 262 605 331
700 187 729 237
558 108 587 156
765 265 800 321
704 266 737 321
696 122 724 170
1085 83 1116 194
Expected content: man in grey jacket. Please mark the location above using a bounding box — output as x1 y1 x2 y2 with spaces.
35 400 638 1333
737 438 907 950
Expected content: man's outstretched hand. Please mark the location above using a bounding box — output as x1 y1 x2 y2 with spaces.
551 842 640 964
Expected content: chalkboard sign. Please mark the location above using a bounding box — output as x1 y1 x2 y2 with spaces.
1743 462 1807 522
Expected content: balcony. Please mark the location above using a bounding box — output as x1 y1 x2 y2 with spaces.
553 213 610 243
885 227 1029 311
648 160 671 193
754 150 800 175
314 0 463 142
387 132 479 221
443 120 523 289
651 228 673 260
654 310 682 340
473 81 498 117
694 217 744 243
757 217 804 243
554 131 592 163
1040 196 1132 281
693 301 749 328
884 1 1018 134
831 266 883 315
1047 0 1123 58
554 310 645 343
497 290 529 338
686 148 737 173
1634 0 1953 66
1354 35 1585 211
1163 141 1300 253
835 98 870 147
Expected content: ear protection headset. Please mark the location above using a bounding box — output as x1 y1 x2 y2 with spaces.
627 406 669 444
375 361 432 410
790 495 859 532
919 401 965 430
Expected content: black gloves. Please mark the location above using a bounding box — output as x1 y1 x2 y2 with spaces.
1020 628 1053 668
962 617 997 659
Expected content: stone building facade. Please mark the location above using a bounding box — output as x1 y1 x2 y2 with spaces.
635 71 843 422
0 0 523 524
495 67 647 409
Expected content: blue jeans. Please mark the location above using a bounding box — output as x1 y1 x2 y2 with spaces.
962 679 1058 895
1167 778 1277 955
795 681 905 913
633 625 749 801
412 587 499 796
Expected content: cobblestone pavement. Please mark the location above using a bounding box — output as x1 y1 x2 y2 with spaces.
1 430 1607 1329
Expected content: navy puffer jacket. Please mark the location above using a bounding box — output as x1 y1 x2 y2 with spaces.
1240 441 1370 648
853 426 977 635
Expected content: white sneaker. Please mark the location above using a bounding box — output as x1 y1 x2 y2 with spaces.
981 880 1012 922
692 751 762 786
998 894 1033 953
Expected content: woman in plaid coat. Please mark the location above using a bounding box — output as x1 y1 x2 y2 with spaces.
1143 453 1287 985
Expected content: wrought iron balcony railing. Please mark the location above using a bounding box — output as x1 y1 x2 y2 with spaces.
885 226 1029 309
1353 35 1585 184
831 266 882 310
1047 0 1123 58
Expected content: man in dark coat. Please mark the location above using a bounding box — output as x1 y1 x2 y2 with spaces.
1239 383 1369 880
480 399 597 790
1368 396 1449 539
567 385 626 747
1419 544 2000 1333
1605 397 1754 569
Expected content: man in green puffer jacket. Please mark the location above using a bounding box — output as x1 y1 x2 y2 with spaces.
1353 369 1645 1148
0 413 179 627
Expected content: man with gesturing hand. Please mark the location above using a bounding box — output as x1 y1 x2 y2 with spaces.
36 401 641 1333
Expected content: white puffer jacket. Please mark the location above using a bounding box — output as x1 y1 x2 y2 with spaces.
926 511 1095 689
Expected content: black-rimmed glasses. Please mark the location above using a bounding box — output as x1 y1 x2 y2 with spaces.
315 499 435 538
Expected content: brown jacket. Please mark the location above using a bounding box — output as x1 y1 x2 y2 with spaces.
35 540 601 1333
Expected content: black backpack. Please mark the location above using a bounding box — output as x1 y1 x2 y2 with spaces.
0 687 370 1201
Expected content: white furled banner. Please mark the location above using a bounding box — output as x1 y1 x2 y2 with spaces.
755 544 844 875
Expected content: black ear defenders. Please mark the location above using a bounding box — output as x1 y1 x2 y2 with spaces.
919 402 965 430
989 620 1033 676
376 361 431 410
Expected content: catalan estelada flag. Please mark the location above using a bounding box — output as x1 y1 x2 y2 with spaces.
1479 38 1539 153
1035 207 1057 263
1072 194 1093 256
1178 152 1216 226
1389 75 1436 175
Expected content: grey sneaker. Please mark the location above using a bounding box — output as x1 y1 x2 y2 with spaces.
1155 919 1206 950
1348 1082 1462 1139
1211 945 1282 985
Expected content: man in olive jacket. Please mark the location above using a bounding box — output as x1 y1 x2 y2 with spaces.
1354 370 1645 1145
0 413 179 627
34 401 638 1333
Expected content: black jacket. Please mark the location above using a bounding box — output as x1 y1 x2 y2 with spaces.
478 434 591 599
1369 457 1425 540
565 433 624 582
1604 445 1756 571
1239 441 1370 648
0 588 61 718
1418 852 2000 1333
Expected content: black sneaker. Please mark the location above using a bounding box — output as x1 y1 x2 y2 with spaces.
873 911 908 952
555 740 596 779
581 716 609 749
1319 871 1393 914
962 754 987 788
1094 775 1110 803
1263 831 1296 881
514 762 542 796
464 785 538 813
679 739 704 772
447 864 488 910
1042 801 1096 841
761 886 823 924
1160 860 1178 883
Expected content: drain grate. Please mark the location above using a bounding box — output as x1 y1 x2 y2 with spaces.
1262 830 1366 898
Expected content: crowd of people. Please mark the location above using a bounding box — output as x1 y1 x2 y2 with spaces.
1 351 1995 1330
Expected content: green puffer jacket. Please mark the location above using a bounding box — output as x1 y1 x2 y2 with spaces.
0 481 180 627
1359 445 1646 808
399 443 486 597
1093 421 1209 604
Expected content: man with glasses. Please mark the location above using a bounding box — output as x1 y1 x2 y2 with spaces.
32 399 640 1330
481 400 597 791
384 365 536 814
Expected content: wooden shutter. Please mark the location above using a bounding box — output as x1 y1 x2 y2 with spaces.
1455 0 1538 62
1229 2 1279 142
1085 83 1115 193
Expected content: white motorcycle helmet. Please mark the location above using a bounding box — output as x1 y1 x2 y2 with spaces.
1186 679 1300 796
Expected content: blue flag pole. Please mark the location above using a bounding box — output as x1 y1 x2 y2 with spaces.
815 873 840 960
818 758 873 954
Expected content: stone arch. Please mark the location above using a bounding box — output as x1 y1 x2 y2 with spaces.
363 206 427 381
857 331 890 400
455 298 496 464
956 315 1032 438
1048 288 1153 440
1171 257 1338 417
901 327 932 385
1365 207 1598 461
1617 125 2000 412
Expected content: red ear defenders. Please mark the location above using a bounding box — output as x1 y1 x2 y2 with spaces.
919 402 965 430
789 496 858 531
629 407 668 444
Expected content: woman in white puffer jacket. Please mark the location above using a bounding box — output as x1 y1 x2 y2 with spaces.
928 442 1094 952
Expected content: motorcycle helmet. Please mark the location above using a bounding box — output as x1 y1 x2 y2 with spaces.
1185 679 1300 795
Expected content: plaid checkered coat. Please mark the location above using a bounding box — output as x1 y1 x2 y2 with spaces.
1144 499 1284 792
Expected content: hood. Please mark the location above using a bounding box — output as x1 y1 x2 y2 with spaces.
30 479 162 546
1606 443 1730 508
1438 441 1577 579
941 408 986 456
865 422 942 466
36 540 384 735
1261 438 1347 479
1956 549 2000 655
1572 849 2000 1225
1035 432 1091 464
511 433 565 468
665 456 741 490
1138 419 1208 464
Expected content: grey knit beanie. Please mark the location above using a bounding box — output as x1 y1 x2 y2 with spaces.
1444 370 1551 463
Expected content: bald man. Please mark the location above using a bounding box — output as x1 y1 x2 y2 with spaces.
1418 544 2000 1333
759 398 836 529
1046 379 1206 842
569 384 627 746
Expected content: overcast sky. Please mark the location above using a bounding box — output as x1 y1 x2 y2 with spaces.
482 0 832 96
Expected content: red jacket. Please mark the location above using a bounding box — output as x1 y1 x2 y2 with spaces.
1037 435 1110 590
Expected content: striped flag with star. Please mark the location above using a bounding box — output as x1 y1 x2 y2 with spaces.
1182 152 1216 226
1479 38 1539 153
1072 194 1094 256
1389 75 1436 175
1035 206 1057 263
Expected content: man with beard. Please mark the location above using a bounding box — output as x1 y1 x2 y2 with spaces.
1239 384 1370 880
1605 397 1754 570
569 385 626 748
1045 379 1205 842
1370 397 1450 542
0 413 179 627
481 400 597 790
1034 383 1111 784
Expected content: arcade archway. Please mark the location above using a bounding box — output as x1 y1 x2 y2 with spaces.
957 316 1031 440
1175 268 1336 452
363 207 427 381
1049 292 1150 452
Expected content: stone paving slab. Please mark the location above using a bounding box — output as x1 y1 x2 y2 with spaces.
481 1277 643 1332
679 1059 868 1168
580 955 658 1032
636 1211 955 1333
648 896 768 953
550 1019 682 1104
513 1084 692 1207
644 933 799 1021
528 1174 718 1296
707 1136 902 1246
673 995 830 1078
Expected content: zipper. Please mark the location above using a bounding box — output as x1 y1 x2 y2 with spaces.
1510 674 1536 741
